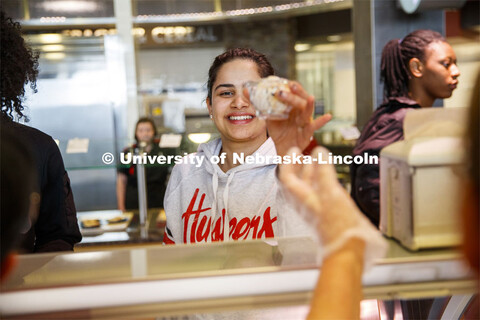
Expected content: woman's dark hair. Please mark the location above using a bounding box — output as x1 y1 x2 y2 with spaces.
207 48 274 101
380 29 445 100
134 117 157 142
0 10 39 121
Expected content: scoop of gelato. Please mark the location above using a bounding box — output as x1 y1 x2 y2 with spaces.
244 76 292 119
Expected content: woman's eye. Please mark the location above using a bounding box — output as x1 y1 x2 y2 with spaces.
441 61 451 68
220 91 234 97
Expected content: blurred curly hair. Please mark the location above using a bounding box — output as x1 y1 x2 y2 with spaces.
1 10 39 121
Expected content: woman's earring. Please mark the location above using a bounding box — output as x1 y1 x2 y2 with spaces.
209 114 213 119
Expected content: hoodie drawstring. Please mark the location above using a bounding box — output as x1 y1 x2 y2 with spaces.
209 171 219 242
209 170 236 242
222 172 235 241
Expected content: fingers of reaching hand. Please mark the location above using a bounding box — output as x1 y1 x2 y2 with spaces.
312 147 339 188
279 147 302 180
301 156 316 186
279 147 322 214
279 147 311 196
303 191 322 215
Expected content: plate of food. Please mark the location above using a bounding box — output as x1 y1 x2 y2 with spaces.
78 211 134 235
79 218 103 236
102 213 133 231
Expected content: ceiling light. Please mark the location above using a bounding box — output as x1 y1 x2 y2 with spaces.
41 1 99 13
39 33 62 43
40 16 66 23
295 43 311 52
41 44 65 52
327 35 342 42
43 52 66 60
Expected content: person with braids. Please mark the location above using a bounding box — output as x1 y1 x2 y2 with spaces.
163 48 331 244
351 29 460 227
0 11 82 252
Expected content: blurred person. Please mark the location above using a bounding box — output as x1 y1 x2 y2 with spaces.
116 117 171 211
351 29 460 226
279 146 387 319
0 10 82 252
460 72 479 318
163 48 331 244
463 72 479 276
277 77 478 320
0 128 37 280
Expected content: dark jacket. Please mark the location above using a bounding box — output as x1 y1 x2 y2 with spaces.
1 116 82 252
350 97 421 226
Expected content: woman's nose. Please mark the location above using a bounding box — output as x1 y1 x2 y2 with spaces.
451 64 460 79
232 92 249 108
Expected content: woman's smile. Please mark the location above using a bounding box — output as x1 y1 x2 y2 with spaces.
226 112 256 124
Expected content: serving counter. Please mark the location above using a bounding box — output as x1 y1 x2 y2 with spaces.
0 237 477 319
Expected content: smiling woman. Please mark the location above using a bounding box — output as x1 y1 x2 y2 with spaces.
162 48 331 244
207 58 267 161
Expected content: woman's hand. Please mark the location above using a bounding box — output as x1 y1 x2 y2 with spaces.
269 81 331 157
278 146 360 246
279 147 387 320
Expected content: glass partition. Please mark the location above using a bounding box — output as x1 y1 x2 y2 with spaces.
0 238 476 319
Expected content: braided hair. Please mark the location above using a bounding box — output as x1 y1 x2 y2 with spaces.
380 29 445 100
0 10 39 121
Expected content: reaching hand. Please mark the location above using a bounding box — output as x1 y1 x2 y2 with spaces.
278 146 362 247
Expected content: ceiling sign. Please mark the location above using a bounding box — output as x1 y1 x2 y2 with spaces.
140 25 222 47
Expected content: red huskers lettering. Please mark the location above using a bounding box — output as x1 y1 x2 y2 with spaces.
182 188 277 243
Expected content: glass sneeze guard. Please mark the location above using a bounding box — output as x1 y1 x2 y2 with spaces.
0 237 476 318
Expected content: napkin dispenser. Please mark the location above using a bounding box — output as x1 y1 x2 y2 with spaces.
379 108 467 250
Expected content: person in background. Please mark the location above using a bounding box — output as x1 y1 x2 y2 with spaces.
0 128 37 280
351 29 460 227
0 10 82 252
163 48 331 244
116 117 170 211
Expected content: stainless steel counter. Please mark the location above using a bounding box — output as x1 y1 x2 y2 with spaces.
0 237 477 319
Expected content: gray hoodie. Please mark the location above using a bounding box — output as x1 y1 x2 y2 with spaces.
163 137 316 244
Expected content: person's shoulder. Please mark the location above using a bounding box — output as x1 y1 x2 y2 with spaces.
354 101 413 155
3 120 57 147
380 97 420 121
368 100 413 130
